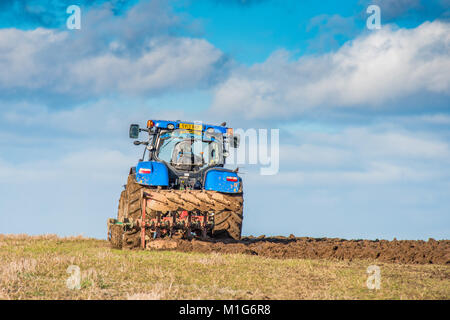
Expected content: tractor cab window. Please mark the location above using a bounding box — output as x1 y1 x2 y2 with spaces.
156 129 223 171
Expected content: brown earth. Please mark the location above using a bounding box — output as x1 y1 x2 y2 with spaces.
144 236 450 265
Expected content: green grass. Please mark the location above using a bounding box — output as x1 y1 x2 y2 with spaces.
0 234 448 300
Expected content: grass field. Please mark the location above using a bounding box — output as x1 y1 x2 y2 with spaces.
0 234 448 300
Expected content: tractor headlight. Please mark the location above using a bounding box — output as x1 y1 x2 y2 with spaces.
167 123 175 130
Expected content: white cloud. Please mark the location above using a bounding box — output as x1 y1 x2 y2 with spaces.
0 27 224 99
211 21 450 119
71 38 223 94
0 1 225 102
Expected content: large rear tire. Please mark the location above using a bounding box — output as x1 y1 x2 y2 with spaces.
212 193 243 240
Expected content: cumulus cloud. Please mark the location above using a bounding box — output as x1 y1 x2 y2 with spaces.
211 21 450 120
0 1 227 104
0 28 224 102
71 37 224 94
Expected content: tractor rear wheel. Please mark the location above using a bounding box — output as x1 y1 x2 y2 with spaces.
213 207 243 240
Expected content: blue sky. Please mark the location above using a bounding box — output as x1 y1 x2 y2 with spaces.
0 0 449 240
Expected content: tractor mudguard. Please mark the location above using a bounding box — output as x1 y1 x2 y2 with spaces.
135 161 169 186
204 168 240 193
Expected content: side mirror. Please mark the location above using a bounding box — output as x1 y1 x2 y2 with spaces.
230 134 240 148
129 124 140 139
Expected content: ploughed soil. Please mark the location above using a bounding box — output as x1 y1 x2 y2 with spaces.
145 236 450 265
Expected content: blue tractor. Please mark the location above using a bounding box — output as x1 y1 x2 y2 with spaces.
108 120 243 249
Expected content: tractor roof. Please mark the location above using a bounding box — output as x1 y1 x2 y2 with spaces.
148 120 229 134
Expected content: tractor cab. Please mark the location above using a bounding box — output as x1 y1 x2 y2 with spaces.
156 129 222 171
129 120 240 191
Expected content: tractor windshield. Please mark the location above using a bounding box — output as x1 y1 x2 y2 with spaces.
156 129 223 171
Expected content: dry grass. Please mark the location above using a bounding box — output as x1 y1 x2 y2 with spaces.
0 234 448 300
